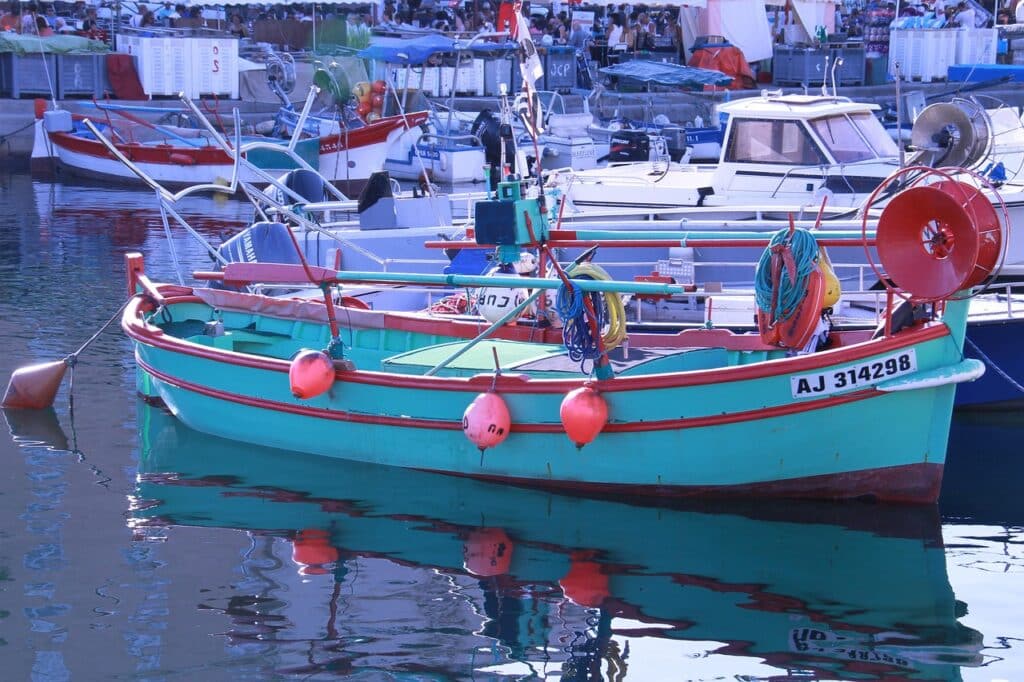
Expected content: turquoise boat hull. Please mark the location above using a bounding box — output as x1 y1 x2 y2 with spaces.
131 403 983 680
124 283 979 503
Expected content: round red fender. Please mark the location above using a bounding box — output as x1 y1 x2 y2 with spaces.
168 152 196 166
876 184 987 300
289 349 335 399
559 556 610 608
291 528 339 575
756 267 826 350
462 392 511 451
559 385 608 448
463 528 513 577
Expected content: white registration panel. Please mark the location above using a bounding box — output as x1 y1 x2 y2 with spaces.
790 349 918 399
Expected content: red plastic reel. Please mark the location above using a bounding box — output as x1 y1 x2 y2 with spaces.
876 184 983 300
931 179 1001 289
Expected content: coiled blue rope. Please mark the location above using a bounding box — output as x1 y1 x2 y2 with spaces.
556 277 606 368
754 228 820 322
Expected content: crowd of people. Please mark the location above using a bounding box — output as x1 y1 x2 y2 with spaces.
0 1 688 61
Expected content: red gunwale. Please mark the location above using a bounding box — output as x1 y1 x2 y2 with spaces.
123 284 952 395
136 355 880 432
48 111 426 166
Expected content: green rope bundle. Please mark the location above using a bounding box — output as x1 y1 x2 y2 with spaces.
754 228 820 322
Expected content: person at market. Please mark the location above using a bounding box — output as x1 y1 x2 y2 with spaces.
606 12 626 52
34 14 52 36
154 1 176 24
228 13 246 37
953 1 976 27
21 2 38 33
1 3 21 32
569 19 591 49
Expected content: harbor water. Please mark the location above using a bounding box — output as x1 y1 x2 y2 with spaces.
1 170 1022 680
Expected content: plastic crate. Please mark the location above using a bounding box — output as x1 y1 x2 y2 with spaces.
956 28 998 65
543 47 576 92
0 52 58 98
482 58 511 96
655 258 694 283
890 29 956 81
57 53 109 98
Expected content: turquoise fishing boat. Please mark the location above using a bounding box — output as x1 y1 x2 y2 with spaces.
130 403 983 680
116 174 998 504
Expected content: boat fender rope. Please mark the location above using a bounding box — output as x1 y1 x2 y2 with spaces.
755 227 819 324
965 336 1024 395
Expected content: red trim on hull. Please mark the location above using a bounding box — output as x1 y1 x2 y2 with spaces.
124 289 951 394
430 462 944 503
46 111 426 166
136 354 880 433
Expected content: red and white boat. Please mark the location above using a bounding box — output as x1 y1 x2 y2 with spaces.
31 103 427 197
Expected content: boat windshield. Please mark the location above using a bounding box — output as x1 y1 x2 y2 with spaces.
851 112 900 158
724 119 825 165
809 113 899 162
809 115 874 163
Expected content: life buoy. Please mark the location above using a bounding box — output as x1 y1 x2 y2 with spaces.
757 266 826 350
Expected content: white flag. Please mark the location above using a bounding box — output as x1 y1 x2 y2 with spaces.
513 7 544 91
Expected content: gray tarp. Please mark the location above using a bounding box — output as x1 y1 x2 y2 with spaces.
598 60 732 89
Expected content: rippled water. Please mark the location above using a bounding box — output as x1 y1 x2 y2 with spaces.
1 171 1023 681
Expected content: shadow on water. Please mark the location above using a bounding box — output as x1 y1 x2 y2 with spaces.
941 410 1024 524
71 401 984 681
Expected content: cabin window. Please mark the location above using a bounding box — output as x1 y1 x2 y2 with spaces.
724 119 825 165
809 114 886 163
851 112 900 158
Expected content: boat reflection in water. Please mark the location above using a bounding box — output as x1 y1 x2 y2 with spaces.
130 403 983 680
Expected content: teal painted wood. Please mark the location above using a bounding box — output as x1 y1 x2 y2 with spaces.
127 293 972 501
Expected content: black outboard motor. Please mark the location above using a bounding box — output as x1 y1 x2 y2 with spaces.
602 130 651 163
357 170 394 214
212 221 303 290
472 109 516 185
281 168 330 203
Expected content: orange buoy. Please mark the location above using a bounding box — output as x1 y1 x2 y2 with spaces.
463 528 513 577
559 556 610 608
3 360 68 409
289 350 335 399
291 528 339 575
559 385 608 448
462 392 511 451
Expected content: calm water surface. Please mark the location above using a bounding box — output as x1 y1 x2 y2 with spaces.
1 171 1022 681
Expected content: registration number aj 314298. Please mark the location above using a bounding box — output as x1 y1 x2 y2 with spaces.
790 350 917 399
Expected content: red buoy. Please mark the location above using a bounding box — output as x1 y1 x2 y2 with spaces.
291 528 339 575
559 556 610 608
289 350 335 399
462 392 511 451
559 386 608 448
3 360 68 410
463 528 513 577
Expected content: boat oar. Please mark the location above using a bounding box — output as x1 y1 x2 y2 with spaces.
3 299 131 410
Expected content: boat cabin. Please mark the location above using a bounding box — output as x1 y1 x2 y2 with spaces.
711 94 901 203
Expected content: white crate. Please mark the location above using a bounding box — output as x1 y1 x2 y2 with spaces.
890 29 957 81
956 28 998 65
190 38 239 99
456 61 484 96
655 258 694 283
